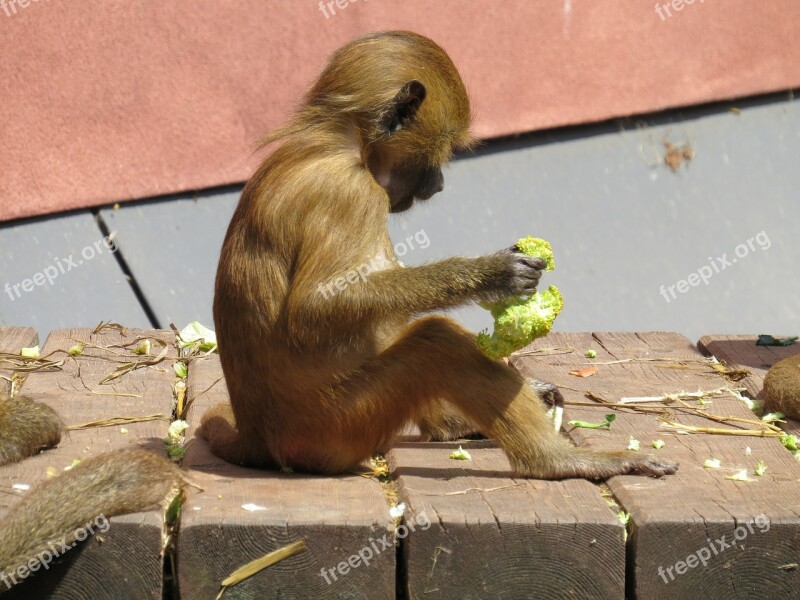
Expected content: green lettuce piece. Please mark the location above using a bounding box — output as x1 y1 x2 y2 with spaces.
568 414 616 429
516 236 555 270
178 321 217 352
477 237 564 359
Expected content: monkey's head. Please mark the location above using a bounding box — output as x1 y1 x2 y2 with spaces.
305 31 476 212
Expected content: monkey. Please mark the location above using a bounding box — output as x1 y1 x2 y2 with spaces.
762 354 800 420
0 394 63 466
200 30 678 480
0 395 182 583
0 28 675 589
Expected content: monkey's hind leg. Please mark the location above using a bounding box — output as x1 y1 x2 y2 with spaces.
198 402 276 468
0 395 64 466
416 401 484 442
416 377 565 442
350 316 677 480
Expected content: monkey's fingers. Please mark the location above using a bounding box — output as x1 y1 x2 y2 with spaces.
508 251 547 272
527 379 565 409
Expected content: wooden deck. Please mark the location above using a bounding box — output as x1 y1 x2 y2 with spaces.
1 326 799 599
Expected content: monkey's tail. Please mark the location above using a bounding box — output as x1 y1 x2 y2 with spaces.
0 449 182 577
199 402 271 467
0 395 64 466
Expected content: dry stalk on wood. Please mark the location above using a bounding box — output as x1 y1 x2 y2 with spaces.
216 540 307 599
67 414 172 430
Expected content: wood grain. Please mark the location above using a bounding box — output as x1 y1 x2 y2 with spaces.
699 334 800 436
0 327 38 395
390 441 625 600
178 354 396 599
512 332 800 600
0 327 178 599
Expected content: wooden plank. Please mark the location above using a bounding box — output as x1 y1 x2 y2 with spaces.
0 327 178 599
0 213 151 339
698 334 800 435
178 354 396 599
97 187 239 328
0 327 38 353
0 327 38 395
390 442 625 600
512 332 800 600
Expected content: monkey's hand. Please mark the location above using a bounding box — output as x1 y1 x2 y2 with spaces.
477 249 548 303
476 238 563 359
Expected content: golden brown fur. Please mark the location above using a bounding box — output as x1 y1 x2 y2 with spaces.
763 354 800 420
0 448 181 577
201 31 678 480
0 395 63 466
0 394 182 583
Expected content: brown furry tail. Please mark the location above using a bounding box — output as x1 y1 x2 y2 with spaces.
0 395 64 466
199 403 274 467
0 449 182 577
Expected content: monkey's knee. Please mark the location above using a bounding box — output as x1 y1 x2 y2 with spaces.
405 315 474 346
0 396 64 466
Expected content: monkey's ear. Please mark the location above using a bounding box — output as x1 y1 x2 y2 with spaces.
382 80 427 135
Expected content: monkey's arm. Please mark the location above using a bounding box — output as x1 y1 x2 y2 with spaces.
282 170 544 339
290 250 545 341
365 254 541 310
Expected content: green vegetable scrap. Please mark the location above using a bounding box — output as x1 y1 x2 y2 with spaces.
449 446 472 461
477 237 564 359
20 346 40 358
780 434 799 461
568 414 616 430
67 343 85 356
173 362 188 379
178 321 218 352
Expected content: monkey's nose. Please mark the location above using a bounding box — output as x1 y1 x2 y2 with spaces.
433 171 444 193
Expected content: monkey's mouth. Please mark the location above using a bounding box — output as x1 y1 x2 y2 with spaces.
390 196 415 213
389 177 443 212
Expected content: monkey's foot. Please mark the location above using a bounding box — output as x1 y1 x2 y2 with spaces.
526 378 565 410
622 455 679 478
525 378 565 432
513 449 678 481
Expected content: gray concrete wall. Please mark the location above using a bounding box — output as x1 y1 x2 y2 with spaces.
1 94 797 343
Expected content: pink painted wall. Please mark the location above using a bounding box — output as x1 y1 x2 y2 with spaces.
1 0 798 222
